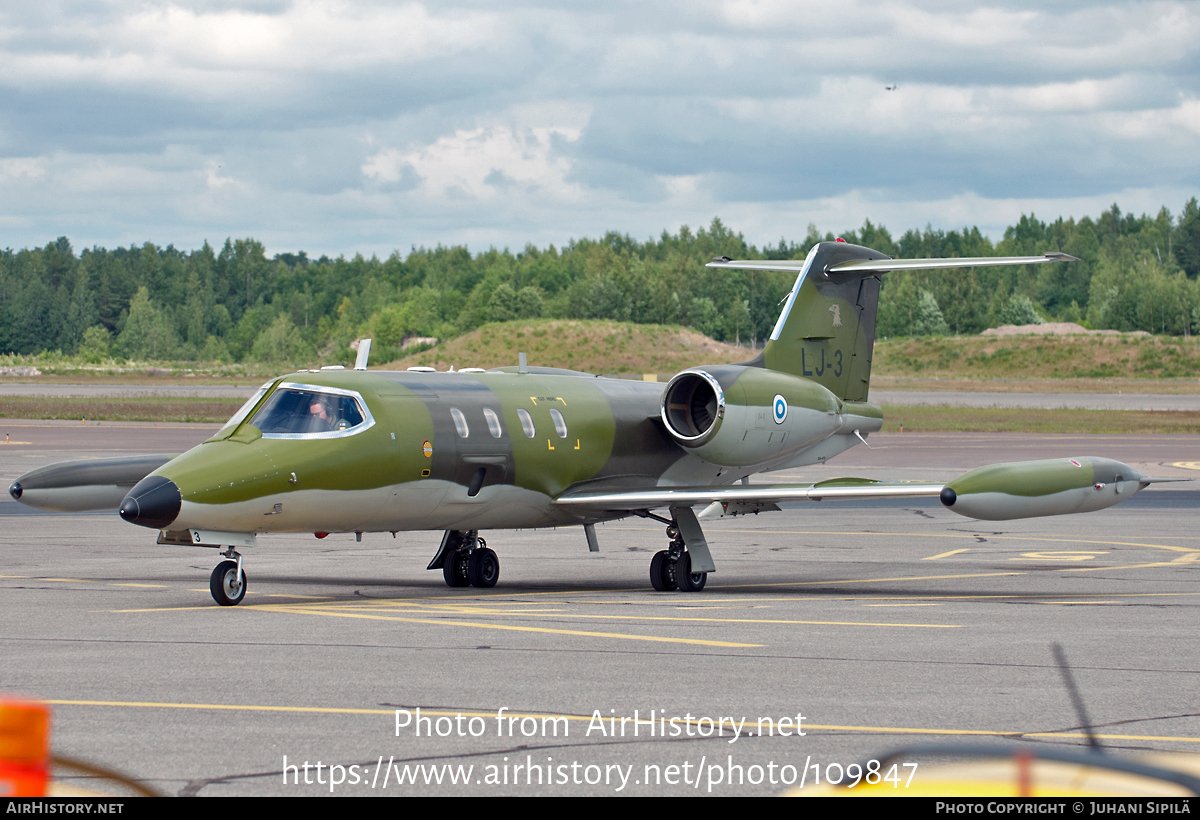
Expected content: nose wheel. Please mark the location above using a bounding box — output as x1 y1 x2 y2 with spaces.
210 550 247 606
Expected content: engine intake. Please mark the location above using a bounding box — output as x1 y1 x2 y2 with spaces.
658 365 851 468
661 371 725 445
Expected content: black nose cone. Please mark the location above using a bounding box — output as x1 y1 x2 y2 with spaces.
9 481 21 501
119 476 181 529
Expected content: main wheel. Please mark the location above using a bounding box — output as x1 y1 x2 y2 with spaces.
650 550 677 591
210 560 247 606
675 552 707 592
467 548 500 588
443 552 470 587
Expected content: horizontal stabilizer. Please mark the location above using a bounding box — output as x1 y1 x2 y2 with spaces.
707 252 1079 275
9 454 176 512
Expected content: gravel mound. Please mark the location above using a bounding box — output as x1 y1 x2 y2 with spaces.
981 322 1149 337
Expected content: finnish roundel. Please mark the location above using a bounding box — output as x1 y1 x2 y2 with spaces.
772 394 788 424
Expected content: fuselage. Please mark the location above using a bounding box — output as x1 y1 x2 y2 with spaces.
126 365 872 538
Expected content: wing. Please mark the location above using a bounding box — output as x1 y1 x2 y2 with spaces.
554 458 1187 522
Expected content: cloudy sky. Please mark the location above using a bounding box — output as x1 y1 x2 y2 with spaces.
1 1 1197 257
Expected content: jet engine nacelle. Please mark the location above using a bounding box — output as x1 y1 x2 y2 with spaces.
940 457 1149 521
659 366 855 467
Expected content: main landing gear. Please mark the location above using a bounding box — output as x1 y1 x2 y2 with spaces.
210 547 247 606
641 511 709 592
429 530 499 589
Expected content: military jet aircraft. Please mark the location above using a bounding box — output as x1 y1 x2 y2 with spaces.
10 241 1184 605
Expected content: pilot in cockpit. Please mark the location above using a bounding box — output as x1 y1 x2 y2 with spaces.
308 397 336 432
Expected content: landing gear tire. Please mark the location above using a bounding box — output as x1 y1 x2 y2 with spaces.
443 552 470 587
675 552 707 592
467 548 500 588
210 560 247 606
650 550 677 591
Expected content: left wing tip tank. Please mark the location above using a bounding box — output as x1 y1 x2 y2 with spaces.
940 457 1149 521
8 454 176 513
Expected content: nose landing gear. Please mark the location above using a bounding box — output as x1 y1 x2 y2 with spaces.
210 548 246 606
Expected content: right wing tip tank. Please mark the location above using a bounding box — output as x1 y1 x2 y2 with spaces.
940 457 1159 521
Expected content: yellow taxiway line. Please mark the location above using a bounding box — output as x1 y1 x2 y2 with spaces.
109 581 1200 614
40 699 1200 746
729 572 1025 588
611 526 1200 554
252 605 766 648
294 605 961 629
923 549 971 560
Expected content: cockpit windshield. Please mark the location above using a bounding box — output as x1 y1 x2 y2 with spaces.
247 383 372 439
214 381 275 439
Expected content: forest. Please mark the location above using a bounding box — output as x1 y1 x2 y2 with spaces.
2 199 1198 367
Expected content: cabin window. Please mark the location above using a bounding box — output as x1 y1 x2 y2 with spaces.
483 407 502 438
249 383 373 439
450 407 469 438
549 408 568 438
517 408 535 438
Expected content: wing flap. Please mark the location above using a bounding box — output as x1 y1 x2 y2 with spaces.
554 479 945 511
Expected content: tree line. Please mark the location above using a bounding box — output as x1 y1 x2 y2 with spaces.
2 199 1198 366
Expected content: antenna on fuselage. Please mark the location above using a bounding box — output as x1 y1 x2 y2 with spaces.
354 339 372 371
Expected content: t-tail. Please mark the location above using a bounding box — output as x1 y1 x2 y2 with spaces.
708 243 1079 401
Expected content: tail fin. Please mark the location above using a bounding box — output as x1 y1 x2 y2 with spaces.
729 241 888 401
709 244 1079 402
762 241 888 401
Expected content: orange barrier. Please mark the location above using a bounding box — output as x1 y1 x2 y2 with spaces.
0 699 49 797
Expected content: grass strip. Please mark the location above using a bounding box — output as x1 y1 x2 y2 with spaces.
879 405 1200 434
0 397 242 423
875 335 1200 380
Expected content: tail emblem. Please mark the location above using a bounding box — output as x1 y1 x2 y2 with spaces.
829 304 842 327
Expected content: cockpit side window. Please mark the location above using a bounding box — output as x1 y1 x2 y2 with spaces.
249 384 372 439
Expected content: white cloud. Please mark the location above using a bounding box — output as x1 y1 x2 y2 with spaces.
363 103 590 206
0 1 1197 255
0 1 502 99
0 157 46 182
